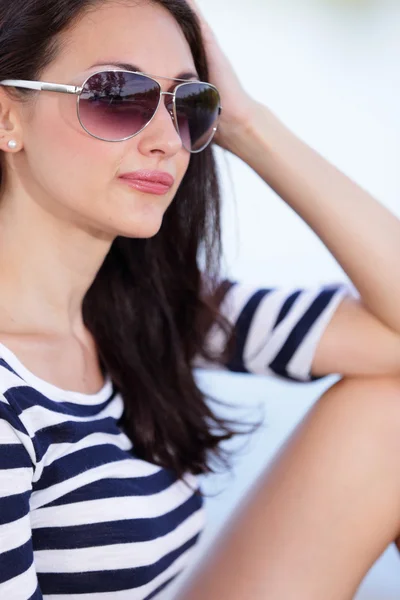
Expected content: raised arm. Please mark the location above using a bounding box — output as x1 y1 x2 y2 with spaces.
190 0 400 379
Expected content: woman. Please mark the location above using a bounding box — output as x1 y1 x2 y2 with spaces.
0 0 399 599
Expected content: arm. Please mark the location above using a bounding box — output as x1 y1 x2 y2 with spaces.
198 277 400 380
196 281 350 381
187 0 400 377
0 402 42 599
221 104 400 377
225 103 400 337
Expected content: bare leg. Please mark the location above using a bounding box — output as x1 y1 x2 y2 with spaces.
176 376 400 600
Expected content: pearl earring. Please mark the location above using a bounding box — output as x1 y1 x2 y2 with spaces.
7 140 17 150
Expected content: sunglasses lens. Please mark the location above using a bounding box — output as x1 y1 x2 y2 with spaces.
78 71 160 141
174 82 220 152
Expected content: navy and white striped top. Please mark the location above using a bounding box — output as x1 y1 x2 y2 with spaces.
0 282 349 599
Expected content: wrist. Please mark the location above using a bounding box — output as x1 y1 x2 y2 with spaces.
220 100 280 160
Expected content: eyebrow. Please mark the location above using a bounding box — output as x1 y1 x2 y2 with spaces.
88 61 199 81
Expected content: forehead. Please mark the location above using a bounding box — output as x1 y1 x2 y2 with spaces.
47 1 197 81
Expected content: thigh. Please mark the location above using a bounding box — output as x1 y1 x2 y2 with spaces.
176 376 400 600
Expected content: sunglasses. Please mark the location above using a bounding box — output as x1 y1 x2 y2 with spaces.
0 69 222 153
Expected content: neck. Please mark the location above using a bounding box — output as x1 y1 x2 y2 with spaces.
0 190 113 337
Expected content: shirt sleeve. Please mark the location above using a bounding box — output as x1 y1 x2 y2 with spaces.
0 396 42 599
193 281 355 382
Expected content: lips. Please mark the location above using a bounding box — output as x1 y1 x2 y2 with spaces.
118 170 175 196
119 170 175 188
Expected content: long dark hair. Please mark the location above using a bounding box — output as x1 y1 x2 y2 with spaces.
0 0 261 483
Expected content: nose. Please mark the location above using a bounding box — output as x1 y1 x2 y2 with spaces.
136 91 183 157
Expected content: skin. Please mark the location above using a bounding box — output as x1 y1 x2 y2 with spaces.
176 374 400 599
0 1 194 392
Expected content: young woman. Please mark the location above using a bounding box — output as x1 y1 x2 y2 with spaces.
0 0 399 599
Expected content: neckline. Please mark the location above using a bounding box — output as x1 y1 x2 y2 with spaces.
0 341 113 403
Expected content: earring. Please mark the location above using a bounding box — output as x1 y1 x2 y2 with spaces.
7 140 17 150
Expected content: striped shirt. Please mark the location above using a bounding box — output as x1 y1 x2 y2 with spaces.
0 282 349 599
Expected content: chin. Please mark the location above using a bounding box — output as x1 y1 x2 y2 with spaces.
117 217 165 240
94 198 169 239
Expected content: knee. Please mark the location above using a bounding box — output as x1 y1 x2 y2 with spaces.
317 375 400 448
322 374 400 406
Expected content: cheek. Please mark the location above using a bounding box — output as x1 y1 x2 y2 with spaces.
22 98 123 214
175 153 191 185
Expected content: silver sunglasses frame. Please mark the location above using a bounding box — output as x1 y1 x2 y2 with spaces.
0 69 222 153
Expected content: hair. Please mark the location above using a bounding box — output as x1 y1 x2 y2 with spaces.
0 0 261 485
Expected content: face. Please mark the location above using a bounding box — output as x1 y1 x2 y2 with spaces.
2 0 197 240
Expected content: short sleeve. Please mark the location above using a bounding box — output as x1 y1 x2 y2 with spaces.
0 397 42 599
193 281 354 382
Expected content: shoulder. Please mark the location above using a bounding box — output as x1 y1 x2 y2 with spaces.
0 372 38 469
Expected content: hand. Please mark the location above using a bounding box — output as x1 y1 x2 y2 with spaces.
185 0 256 151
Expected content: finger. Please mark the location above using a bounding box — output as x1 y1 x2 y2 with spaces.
185 0 212 35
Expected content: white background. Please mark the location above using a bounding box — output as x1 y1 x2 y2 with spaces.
170 0 400 597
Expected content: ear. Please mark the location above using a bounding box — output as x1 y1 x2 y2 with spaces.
0 87 24 153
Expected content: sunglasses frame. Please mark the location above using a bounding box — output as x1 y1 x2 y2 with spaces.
0 69 222 153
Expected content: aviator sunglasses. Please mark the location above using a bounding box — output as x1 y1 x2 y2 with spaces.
0 69 222 153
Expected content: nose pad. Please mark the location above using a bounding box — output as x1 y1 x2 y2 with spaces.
164 97 178 133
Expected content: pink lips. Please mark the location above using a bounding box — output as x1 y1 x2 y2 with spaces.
119 170 175 196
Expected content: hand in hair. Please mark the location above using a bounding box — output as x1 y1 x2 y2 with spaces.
185 0 256 150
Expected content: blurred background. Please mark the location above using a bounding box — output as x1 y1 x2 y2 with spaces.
170 0 400 597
